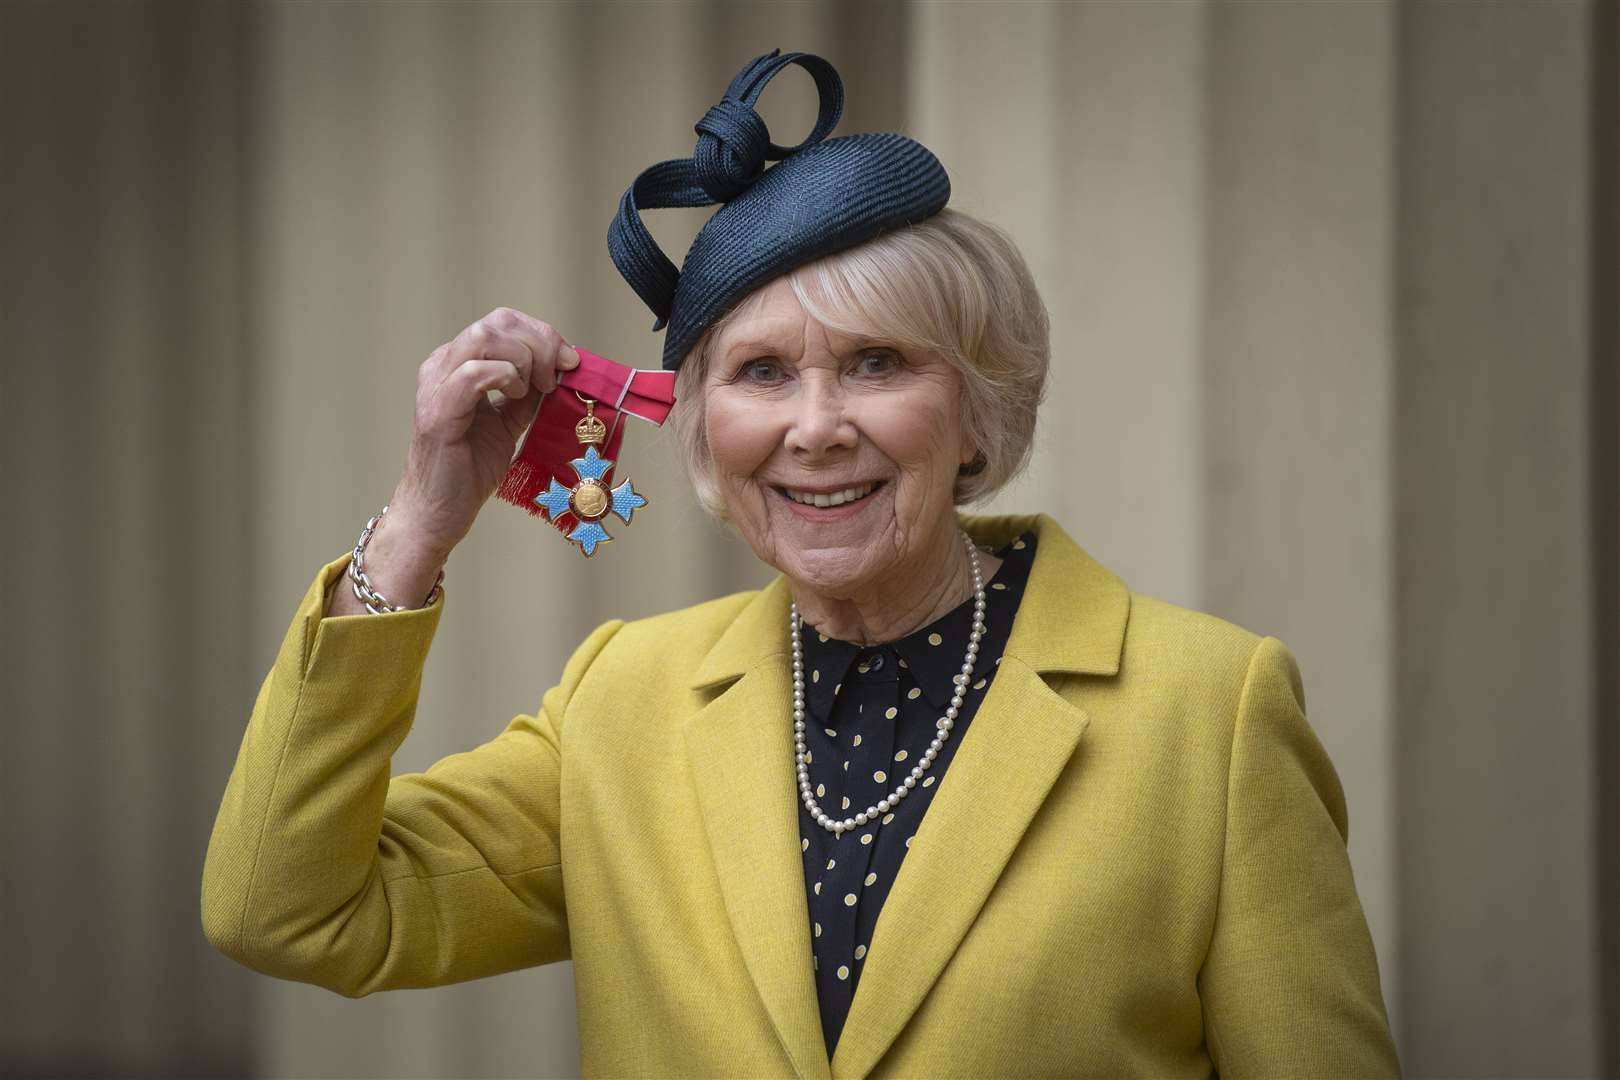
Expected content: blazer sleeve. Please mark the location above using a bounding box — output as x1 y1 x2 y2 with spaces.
1197 635 1402 1078
200 549 622 998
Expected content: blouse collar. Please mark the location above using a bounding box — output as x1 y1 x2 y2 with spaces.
799 532 1037 717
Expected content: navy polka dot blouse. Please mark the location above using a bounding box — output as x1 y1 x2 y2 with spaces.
796 531 1037 1058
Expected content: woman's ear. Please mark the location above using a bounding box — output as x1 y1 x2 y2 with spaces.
958 449 988 477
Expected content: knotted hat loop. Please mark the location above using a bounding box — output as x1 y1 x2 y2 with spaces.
609 50 843 331
606 48 950 370
692 100 769 202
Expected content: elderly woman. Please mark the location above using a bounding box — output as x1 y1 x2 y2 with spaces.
202 50 1399 1079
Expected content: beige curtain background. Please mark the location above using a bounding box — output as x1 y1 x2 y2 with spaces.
3 1 1614 1077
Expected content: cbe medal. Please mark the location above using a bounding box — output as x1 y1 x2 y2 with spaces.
531 396 648 557
493 346 676 557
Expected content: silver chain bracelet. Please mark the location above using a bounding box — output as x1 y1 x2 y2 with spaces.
348 503 445 615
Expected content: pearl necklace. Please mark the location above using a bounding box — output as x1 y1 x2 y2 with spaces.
792 531 986 836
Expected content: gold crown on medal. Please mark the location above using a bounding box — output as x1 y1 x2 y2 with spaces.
575 400 607 446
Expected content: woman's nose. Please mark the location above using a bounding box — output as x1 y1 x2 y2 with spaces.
784 377 856 457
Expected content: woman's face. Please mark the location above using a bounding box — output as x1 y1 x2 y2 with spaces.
702 277 976 598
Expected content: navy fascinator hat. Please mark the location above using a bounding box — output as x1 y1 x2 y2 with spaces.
607 49 952 372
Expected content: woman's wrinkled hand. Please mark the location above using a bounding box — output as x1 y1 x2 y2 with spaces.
385 307 581 562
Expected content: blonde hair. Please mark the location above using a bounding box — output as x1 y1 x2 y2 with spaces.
669 208 1050 519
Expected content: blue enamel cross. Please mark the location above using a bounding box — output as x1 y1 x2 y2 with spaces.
533 444 648 557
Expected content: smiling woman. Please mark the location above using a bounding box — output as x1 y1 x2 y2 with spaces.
203 47 1401 1079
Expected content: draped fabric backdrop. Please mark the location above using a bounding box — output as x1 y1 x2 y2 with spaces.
3 2 1614 1078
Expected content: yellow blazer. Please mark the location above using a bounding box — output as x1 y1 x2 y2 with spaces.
202 512 1399 1078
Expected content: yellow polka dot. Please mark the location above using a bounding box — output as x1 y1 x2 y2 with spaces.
843 760 850 771
885 707 898 719
815 881 822 894
857 663 869 674
927 633 943 646
852 734 862 746
854 944 867 959
864 872 877 885
802 838 809 851
836 965 850 980
882 812 895 824
824 727 836 737
816 783 825 796
898 657 909 668
874 770 887 783
907 687 921 700
1013 539 1026 550
894 749 908 762
814 922 822 937
995 656 1003 665
841 796 850 809
905 835 914 848
844 893 857 906
991 581 1007 590
922 775 936 787
974 677 987 690
834 683 841 695
827 858 836 870
860 833 874 845
812 669 820 682
818 632 829 642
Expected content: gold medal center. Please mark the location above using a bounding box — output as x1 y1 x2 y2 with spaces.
570 479 609 521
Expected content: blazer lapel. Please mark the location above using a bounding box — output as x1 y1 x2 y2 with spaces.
828 660 1089 1078
685 579 832 1080
831 513 1130 1079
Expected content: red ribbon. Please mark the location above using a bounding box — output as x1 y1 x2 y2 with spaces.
494 347 677 536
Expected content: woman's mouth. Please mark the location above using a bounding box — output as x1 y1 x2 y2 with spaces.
780 481 880 507
773 480 886 519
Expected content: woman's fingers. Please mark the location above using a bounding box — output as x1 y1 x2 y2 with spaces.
424 307 581 401
517 311 581 392
451 312 534 389
422 359 523 438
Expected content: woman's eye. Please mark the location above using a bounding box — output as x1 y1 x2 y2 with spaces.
856 350 899 375
742 359 784 383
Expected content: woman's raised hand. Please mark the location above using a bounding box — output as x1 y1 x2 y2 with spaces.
390 307 580 558
328 308 579 616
